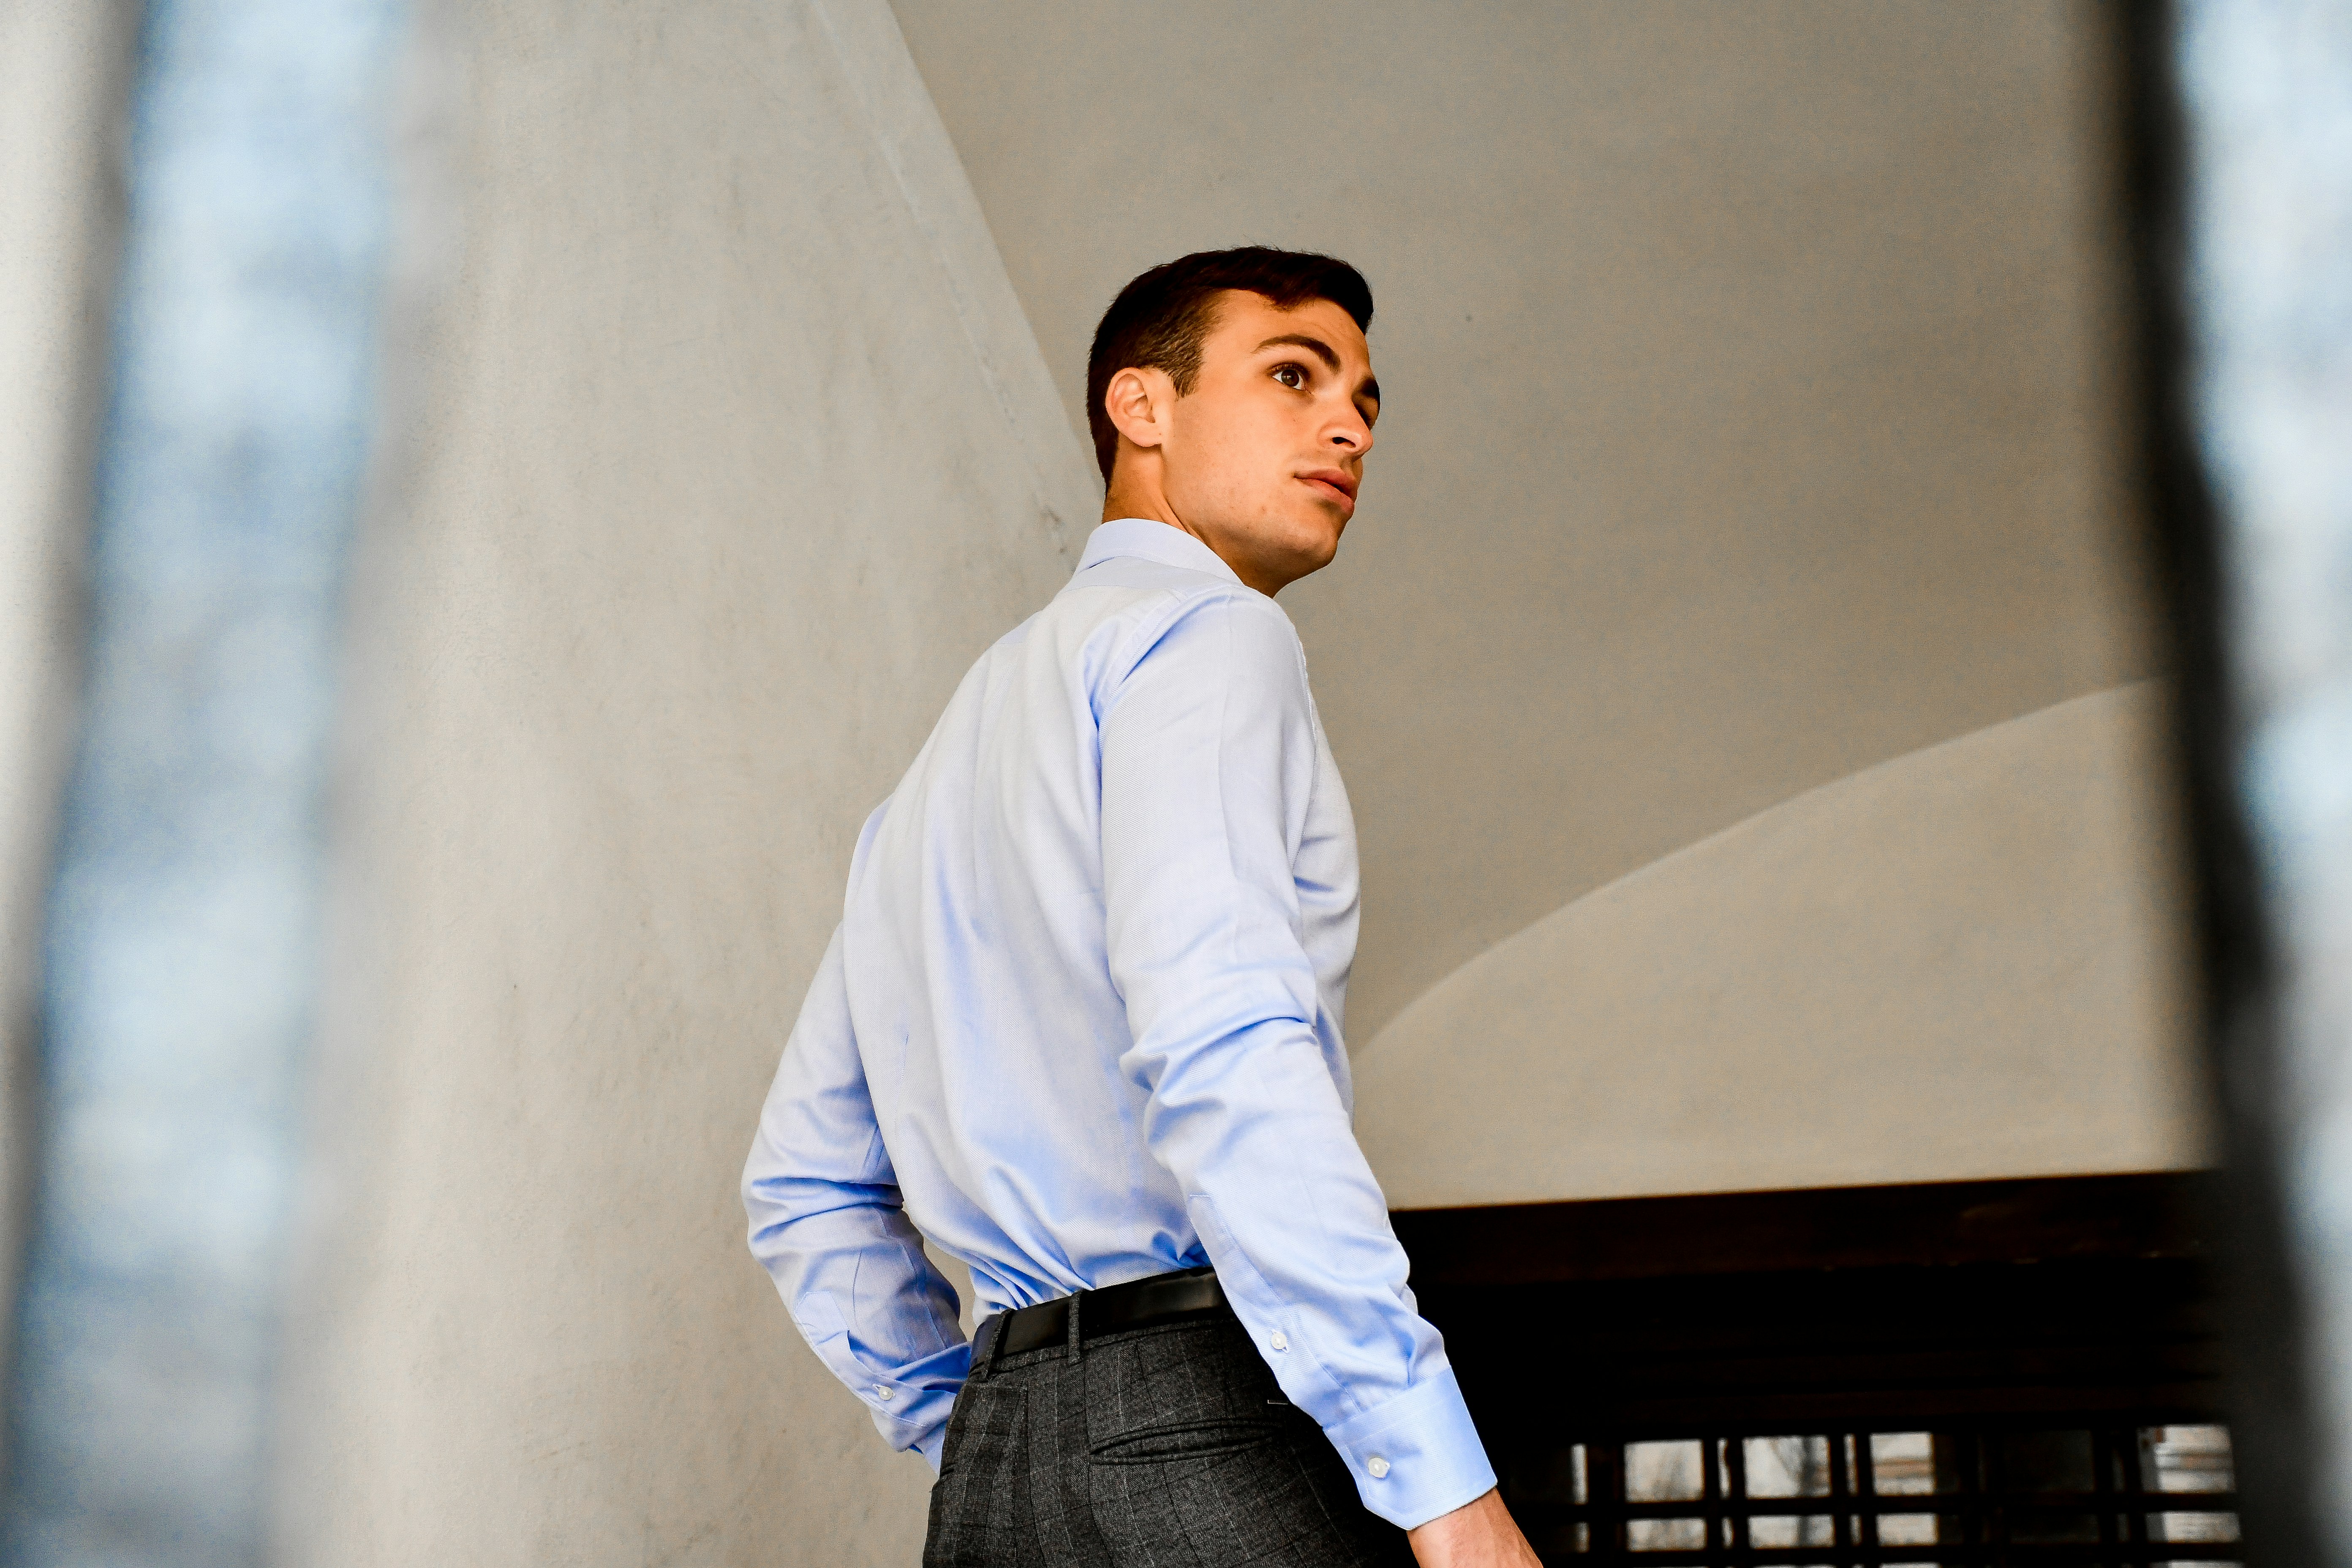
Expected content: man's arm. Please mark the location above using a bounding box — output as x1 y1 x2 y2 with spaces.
1408 1489 1545 1567
1098 586 1499 1531
742 922 969 1468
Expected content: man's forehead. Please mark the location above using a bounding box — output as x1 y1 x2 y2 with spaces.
1205 290 1370 360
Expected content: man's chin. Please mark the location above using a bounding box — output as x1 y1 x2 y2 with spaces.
1271 525 1343 585
1205 507 1344 591
1298 513 1346 566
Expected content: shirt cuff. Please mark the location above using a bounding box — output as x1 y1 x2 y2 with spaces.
1318 1367 1497 1530
871 1383 956 1468
860 1338 967 1472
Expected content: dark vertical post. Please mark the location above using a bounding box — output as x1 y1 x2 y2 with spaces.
1854 1429 1882 1568
1725 1436 1752 1568
1592 1441 1627 1568
2124 1428 2156 1564
0 0 409 1563
1829 1431 1853 1568
2093 1427 2121 1568
1703 1433 1726 1567
1985 1433 2011 1568
2116 2 2349 1564
1954 1433 1987 1568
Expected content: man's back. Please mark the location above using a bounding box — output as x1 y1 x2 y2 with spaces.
838 518 1359 1318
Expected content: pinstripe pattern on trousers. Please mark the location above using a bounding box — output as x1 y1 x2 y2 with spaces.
923 1309 1416 1567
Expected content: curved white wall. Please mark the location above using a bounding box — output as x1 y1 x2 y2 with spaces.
270 3 1093 1562
1354 683 2206 1211
894 0 2154 1045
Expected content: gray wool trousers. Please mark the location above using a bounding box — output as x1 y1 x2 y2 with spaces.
922 1307 1417 1567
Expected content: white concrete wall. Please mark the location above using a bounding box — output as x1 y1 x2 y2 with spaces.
1354 684 2206 1210
0 0 133 1365
270 3 1093 1561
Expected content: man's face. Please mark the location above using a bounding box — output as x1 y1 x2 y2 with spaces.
1126 291 1380 594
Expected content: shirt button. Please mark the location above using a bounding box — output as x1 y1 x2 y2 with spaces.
1367 1455 1391 1479
1270 1331 1289 1352
874 1385 893 1402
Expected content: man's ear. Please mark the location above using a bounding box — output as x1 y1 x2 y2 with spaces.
1103 366 1173 453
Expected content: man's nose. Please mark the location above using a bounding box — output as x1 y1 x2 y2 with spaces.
1326 407 1372 456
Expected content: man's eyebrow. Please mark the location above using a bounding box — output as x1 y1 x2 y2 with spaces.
1255 333 1341 372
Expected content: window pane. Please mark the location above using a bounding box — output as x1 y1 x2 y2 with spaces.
1876 1512 1938 1545
1750 1514 1836 1547
1625 1440 1706 1502
1745 1435 1831 1497
1869 1432 1938 1495
2154 1510 2242 1543
2145 1425 2236 1494
1627 1516 1707 1551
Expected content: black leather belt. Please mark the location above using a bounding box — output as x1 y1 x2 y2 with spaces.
978 1266 1227 1360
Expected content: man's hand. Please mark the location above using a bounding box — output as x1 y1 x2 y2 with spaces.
1406 1488 1544 1567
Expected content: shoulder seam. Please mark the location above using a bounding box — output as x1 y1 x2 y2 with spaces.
1105 577 1251 674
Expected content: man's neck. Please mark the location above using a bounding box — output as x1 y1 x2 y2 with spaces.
1103 468 1293 596
1103 485 1226 576
1100 472 1178 534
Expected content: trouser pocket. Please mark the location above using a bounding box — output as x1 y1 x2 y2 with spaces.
923 1383 1034 1568
1081 1319 1408 1566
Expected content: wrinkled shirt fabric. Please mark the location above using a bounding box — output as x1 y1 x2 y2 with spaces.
741 518 1495 1529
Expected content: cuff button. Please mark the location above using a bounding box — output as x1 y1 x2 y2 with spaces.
1366 1455 1391 1479
875 1385 894 1402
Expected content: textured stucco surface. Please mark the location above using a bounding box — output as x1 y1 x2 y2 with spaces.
890 0 2155 1045
0 0 131 1373
1353 684 2207 1211
269 3 1092 1561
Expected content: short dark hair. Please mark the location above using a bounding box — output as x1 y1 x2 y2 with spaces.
1084 247 1374 484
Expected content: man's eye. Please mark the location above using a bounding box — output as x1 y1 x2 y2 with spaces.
1273 363 1306 390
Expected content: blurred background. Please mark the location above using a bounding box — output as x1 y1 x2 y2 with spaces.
0 1 2344 1565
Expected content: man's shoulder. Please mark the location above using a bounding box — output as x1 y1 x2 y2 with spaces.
1082 560 1294 626
1059 578 1305 705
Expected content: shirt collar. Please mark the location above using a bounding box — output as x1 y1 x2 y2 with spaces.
1075 517 1244 587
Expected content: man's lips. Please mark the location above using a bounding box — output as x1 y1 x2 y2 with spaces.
1298 469 1358 507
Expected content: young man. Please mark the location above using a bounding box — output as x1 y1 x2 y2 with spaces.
743 248 1541 1567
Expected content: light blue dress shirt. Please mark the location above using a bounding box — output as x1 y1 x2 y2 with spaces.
742 518 1495 1529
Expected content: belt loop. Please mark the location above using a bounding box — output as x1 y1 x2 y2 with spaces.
974 1311 1007 1383
1066 1288 1084 1363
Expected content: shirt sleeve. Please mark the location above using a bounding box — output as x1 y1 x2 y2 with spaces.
742 921 970 1470
1099 588 1497 1530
